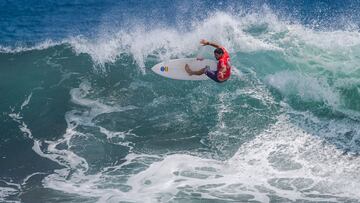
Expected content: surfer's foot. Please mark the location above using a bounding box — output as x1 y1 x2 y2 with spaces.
185 64 193 76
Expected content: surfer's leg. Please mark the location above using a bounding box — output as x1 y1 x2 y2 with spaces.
185 64 206 76
185 64 193 75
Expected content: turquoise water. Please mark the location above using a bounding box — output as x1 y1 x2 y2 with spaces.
2 2 360 202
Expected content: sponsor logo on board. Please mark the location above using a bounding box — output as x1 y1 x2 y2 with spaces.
160 66 169 72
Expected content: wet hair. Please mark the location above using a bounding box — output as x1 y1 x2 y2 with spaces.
214 48 224 55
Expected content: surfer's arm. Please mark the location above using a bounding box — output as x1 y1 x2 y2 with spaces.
200 39 221 49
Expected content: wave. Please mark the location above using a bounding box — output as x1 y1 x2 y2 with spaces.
3 9 360 65
3 4 360 202
2 9 360 118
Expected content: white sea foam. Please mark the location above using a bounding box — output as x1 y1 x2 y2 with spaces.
2 10 360 79
121 114 360 202
0 184 20 203
67 11 283 73
36 81 138 173
0 40 62 53
266 71 341 107
62 9 360 85
20 93 32 110
36 80 141 199
39 80 360 202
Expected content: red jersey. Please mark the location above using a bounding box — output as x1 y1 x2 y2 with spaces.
217 47 231 81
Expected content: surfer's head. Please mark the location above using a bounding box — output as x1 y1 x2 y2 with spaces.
214 48 224 60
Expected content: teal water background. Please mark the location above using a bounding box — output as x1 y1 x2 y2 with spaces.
2 1 360 202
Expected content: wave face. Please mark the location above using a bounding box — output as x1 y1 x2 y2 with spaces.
2 1 360 202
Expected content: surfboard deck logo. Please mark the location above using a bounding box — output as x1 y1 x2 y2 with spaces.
160 66 169 72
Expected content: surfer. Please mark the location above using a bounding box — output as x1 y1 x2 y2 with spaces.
185 39 231 83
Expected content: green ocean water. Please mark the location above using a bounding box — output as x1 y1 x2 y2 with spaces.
2 11 360 203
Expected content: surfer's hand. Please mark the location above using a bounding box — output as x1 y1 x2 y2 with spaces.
196 57 204 61
200 39 209 46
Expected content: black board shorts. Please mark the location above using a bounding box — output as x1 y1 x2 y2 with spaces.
204 66 227 83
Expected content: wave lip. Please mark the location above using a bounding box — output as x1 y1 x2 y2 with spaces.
0 40 63 53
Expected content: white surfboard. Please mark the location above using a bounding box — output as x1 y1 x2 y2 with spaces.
151 58 217 80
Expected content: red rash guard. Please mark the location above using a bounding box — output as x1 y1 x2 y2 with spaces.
217 47 231 81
